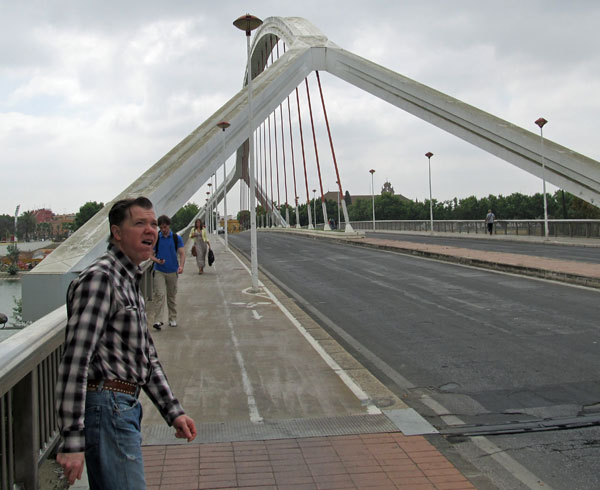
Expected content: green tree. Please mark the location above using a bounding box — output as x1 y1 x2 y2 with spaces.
344 191 352 207
6 243 19 275
17 210 37 241
170 203 200 232
0 214 13 242
237 210 250 230
568 194 600 218
74 201 104 231
37 222 52 240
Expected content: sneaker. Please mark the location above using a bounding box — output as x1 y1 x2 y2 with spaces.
152 322 163 330
169 321 177 327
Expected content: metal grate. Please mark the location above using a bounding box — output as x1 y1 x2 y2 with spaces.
142 413 399 445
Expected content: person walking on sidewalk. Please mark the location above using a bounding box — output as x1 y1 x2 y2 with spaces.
190 218 209 274
485 209 495 235
151 215 185 329
56 196 196 489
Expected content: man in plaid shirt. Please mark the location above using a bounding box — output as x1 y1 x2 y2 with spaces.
56 197 197 488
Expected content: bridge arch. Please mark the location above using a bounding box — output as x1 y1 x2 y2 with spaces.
23 16 600 321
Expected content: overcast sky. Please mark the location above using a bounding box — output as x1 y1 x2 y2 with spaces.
2 1 599 217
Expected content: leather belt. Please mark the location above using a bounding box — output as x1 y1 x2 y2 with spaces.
87 379 139 396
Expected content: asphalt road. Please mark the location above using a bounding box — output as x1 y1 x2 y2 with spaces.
366 232 600 263
230 231 600 490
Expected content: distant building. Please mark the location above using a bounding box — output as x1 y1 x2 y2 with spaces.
51 214 75 238
219 218 240 234
33 208 54 223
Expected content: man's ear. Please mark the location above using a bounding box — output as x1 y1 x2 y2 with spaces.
111 224 121 242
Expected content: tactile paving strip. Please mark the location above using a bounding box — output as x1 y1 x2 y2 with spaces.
143 413 399 445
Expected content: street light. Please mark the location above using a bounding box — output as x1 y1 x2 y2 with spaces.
205 191 210 231
369 169 376 232
425 152 434 234
312 189 317 229
207 182 213 234
217 121 231 249
535 117 549 239
234 13 262 291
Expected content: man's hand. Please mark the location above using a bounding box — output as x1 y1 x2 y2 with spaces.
57 452 85 485
177 265 184 274
173 414 197 442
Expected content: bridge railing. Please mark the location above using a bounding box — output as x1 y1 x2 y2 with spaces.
344 219 600 238
0 307 66 490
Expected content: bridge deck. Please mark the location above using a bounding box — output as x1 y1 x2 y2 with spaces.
69 235 478 489
59 230 600 489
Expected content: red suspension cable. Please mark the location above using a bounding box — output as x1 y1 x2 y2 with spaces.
305 77 326 203
315 71 345 202
295 87 311 205
274 107 281 210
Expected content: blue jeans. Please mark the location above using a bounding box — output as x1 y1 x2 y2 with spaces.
84 389 146 490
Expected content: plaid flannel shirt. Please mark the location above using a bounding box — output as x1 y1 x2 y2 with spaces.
56 244 185 453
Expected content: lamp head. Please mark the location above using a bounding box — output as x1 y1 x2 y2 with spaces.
217 121 231 130
425 152 433 159
535 117 548 129
233 14 263 35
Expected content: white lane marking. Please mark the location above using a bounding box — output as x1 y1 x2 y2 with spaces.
472 436 555 490
252 310 262 320
420 395 554 490
231 250 380 414
215 271 263 424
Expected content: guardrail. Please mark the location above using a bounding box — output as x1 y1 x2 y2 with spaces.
0 307 66 490
344 219 600 238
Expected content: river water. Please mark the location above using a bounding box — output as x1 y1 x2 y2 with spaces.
0 279 21 326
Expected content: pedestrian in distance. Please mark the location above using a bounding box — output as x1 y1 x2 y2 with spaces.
189 218 209 274
150 215 185 329
485 209 495 235
56 196 196 489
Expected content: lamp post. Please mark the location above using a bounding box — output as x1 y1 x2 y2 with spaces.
369 169 376 231
205 192 210 231
234 13 262 291
535 117 549 239
207 182 213 234
217 121 231 249
312 189 317 229
425 152 434 234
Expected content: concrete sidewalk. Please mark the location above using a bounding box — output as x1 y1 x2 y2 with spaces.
136 237 483 490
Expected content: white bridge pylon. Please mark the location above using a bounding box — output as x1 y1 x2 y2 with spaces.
23 16 600 321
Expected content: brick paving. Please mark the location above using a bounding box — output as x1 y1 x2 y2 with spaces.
143 433 476 490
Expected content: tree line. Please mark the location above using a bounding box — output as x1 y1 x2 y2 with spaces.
3 189 598 242
252 189 600 228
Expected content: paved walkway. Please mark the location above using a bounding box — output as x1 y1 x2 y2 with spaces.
72 230 597 490
140 235 481 490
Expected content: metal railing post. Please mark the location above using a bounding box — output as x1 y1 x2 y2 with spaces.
13 371 39 490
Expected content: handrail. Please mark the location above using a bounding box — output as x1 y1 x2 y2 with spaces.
0 306 67 490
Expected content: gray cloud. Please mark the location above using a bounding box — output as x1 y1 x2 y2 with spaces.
1 0 598 216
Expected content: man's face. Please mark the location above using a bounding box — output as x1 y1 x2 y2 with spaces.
111 205 158 265
159 223 171 237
